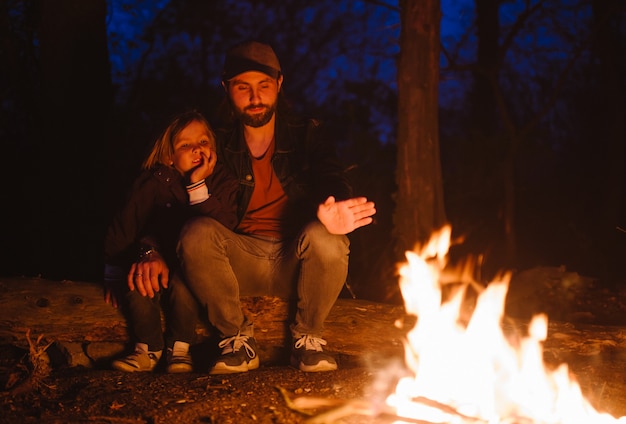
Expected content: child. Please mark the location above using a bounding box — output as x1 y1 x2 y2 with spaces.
104 110 238 373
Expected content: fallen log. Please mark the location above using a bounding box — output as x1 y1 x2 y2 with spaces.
2 277 626 378
0 277 409 368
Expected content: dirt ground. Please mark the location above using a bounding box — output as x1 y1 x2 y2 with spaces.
0 346 397 424
3 343 622 424
2 271 626 424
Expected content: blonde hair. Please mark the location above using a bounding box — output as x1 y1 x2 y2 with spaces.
142 110 216 170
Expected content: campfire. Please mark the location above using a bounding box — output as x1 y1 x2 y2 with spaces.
385 225 626 423
296 225 626 423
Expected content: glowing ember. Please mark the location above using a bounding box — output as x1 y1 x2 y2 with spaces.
387 225 626 424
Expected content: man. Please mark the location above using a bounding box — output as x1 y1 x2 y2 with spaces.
177 40 376 374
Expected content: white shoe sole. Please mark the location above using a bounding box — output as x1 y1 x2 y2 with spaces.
292 358 337 372
209 356 260 375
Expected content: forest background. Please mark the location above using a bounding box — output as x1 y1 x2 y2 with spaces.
1 0 625 304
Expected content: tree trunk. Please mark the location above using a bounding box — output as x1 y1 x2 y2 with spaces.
467 0 519 270
592 0 626 279
470 0 499 136
394 0 446 257
35 0 112 282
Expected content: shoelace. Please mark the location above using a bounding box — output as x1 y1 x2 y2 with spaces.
294 335 327 352
218 333 256 358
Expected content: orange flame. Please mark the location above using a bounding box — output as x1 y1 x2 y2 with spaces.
387 225 626 423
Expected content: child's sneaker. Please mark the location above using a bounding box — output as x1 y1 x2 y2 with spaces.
209 333 259 374
290 335 337 372
166 341 193 373
112 343 162 372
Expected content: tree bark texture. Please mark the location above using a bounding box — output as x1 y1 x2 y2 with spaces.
592 0 626 268
395 0 446 257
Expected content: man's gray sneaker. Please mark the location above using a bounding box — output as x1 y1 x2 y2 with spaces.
290 335 337 372
209 334 259 375
166 341 193 373
112 343 162 372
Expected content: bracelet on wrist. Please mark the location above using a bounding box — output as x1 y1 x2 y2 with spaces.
139 246 157 260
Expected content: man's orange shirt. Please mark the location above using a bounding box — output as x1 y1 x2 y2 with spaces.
236 140 288 238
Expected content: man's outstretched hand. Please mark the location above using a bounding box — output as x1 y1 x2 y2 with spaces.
317 196 376 235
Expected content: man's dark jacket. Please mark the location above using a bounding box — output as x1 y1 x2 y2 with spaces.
216 115 353 238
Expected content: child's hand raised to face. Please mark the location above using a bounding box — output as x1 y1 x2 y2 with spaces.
189 149 217 184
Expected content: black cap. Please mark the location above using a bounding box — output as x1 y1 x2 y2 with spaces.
222 41 281 81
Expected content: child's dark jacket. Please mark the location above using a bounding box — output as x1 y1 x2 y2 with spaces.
104 163 238 270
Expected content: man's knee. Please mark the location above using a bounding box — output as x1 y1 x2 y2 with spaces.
300 221 350 257
180 217 216 243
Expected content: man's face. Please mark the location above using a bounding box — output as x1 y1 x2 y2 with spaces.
226 71 283 128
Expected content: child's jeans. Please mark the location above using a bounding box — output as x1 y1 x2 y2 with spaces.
122 273 199 351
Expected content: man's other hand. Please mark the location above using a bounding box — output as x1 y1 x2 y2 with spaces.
127 253 170 298
317 196 376 235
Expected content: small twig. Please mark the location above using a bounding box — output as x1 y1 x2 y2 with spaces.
205 384 229 390
278 385 446 424
303 399 377 423
276 386 317 416
8 329 54 395
279 385 535 424
411 396 485 422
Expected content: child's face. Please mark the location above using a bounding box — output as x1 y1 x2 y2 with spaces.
171 120 214 175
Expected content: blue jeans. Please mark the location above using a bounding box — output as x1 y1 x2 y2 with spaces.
120 273 199 351
177 218 350 340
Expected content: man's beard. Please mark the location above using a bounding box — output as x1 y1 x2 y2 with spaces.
236 102 277 128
